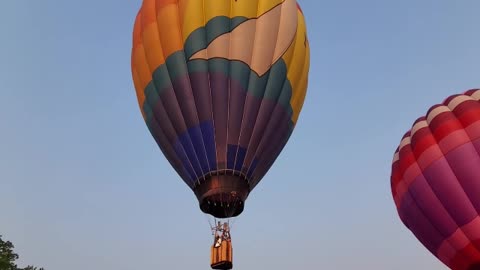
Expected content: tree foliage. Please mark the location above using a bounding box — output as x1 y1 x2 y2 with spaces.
22 267 44 270
0 235 44 270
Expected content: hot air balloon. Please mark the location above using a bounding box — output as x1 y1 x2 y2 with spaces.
131 0 310 269
391 89 480 270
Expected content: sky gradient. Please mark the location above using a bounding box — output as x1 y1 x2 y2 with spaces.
1 0 479 269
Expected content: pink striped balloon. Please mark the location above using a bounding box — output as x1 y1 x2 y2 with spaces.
391 89 480 270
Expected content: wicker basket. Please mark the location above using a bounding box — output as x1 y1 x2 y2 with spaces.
210 240 233 269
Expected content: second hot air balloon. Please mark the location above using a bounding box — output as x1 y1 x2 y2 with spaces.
391 89 480 270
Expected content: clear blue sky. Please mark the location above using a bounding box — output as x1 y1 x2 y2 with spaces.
1 0 479 269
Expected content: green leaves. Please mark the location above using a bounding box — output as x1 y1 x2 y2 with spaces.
22 266 44 270
0 235 45 270
0 235 18 270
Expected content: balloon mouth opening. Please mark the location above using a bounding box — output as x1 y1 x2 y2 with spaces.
193 173 250 219
201 197 245 218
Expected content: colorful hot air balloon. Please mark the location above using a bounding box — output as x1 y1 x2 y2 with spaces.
131 0 310 220
391 89 480 270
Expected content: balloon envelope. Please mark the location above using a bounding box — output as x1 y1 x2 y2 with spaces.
131 0 310 218
391 89 480 270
